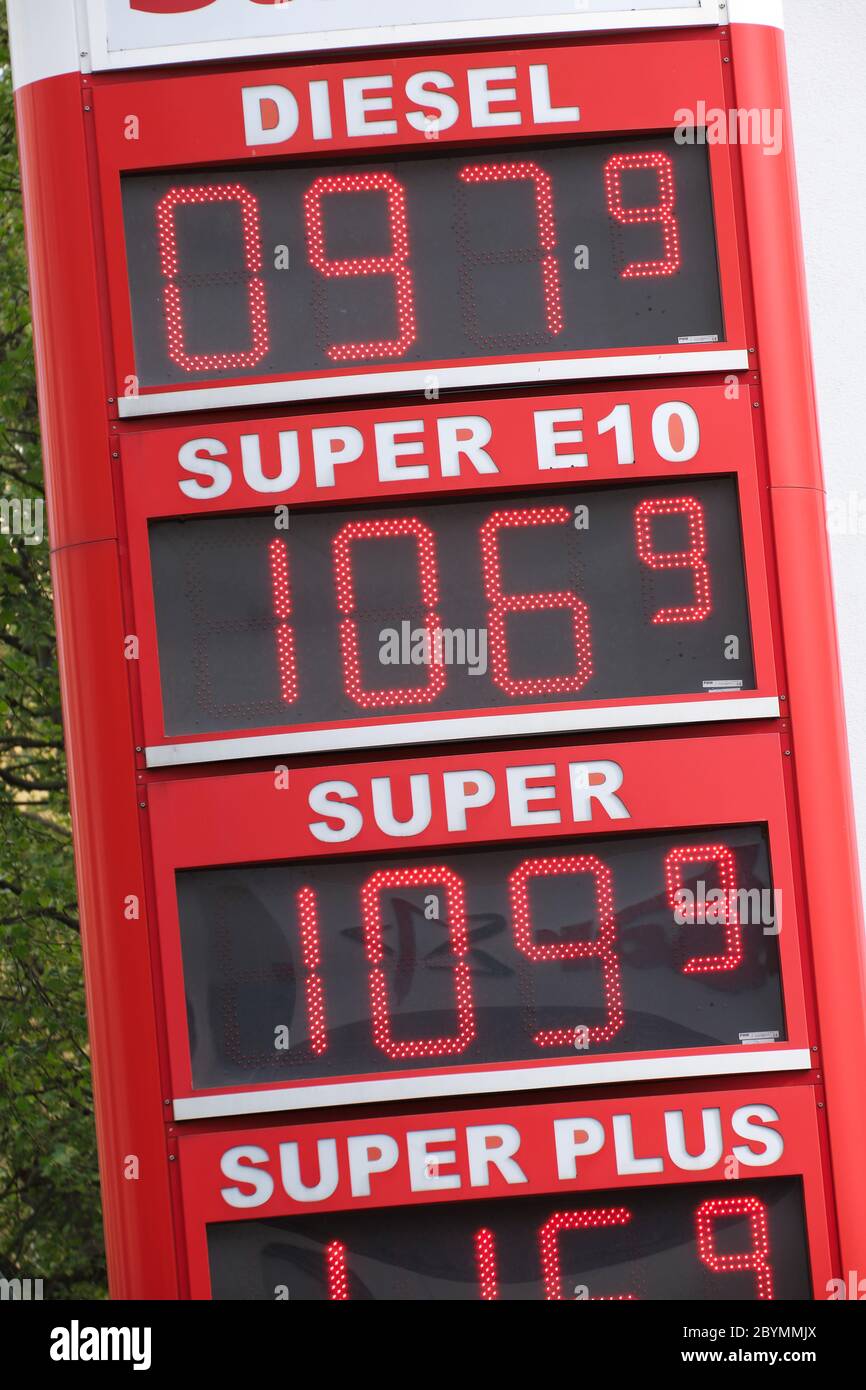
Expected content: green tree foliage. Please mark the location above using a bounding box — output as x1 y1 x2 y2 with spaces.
0 14 106 1298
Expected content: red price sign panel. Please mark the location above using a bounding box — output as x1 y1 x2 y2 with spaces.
148 732 811 1120
176 1086 833 1300
92 38 749 416
12 2 866 1300
123 381 779 767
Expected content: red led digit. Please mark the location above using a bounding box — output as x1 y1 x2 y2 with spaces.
304 173 417 361
295 887 328 1056
695 1197 775 1300
459 162 564 336
509 855 624 1046
480 508 593 697
665 844 744 974
156 184 269 372
634 496 712 623
540 1209 633 1300
326 1240 350 1300
332 518 446 709
475 1230 499 1300
604 152 682 279
361 867 475 1059
269 539 298 704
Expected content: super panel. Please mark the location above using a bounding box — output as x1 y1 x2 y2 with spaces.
148 732 811 1119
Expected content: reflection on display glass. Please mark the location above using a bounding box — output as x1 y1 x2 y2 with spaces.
177 823 785 1090
150 477 755 737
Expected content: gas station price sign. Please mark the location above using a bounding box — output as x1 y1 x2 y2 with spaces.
149 733 810 1120
12 0 866 1302
176 1086 832 1301
123 381 779 767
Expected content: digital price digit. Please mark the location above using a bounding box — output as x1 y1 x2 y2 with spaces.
695 1197 774 1300
481 507 594 697
665 844 744 974
635 496 712 624
509 856 623 1046
458 161 564 343
156 183 270 371
332 517 445 709
361 867 475 1059
304 172 417 361
604 151 683 279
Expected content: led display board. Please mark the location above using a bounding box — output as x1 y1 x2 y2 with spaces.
148 733 809 1120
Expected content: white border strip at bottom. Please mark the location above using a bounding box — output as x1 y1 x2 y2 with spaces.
147 695 780 768
120 350 750 419
173 1048 812 1121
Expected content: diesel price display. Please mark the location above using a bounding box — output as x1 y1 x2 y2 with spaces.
122 133 723 389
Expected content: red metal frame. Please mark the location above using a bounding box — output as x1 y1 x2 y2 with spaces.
121 379 780 763
730 20 866 1280
14 71 180 1298
90 35 748 411
176 1084 834 1300
147 731 811 1117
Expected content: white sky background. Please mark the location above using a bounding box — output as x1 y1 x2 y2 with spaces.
783 1 866 885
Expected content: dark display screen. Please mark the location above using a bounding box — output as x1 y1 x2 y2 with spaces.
206 1177 810 1300
121 134 723 388
177 824 784 1090
150 477 754 737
